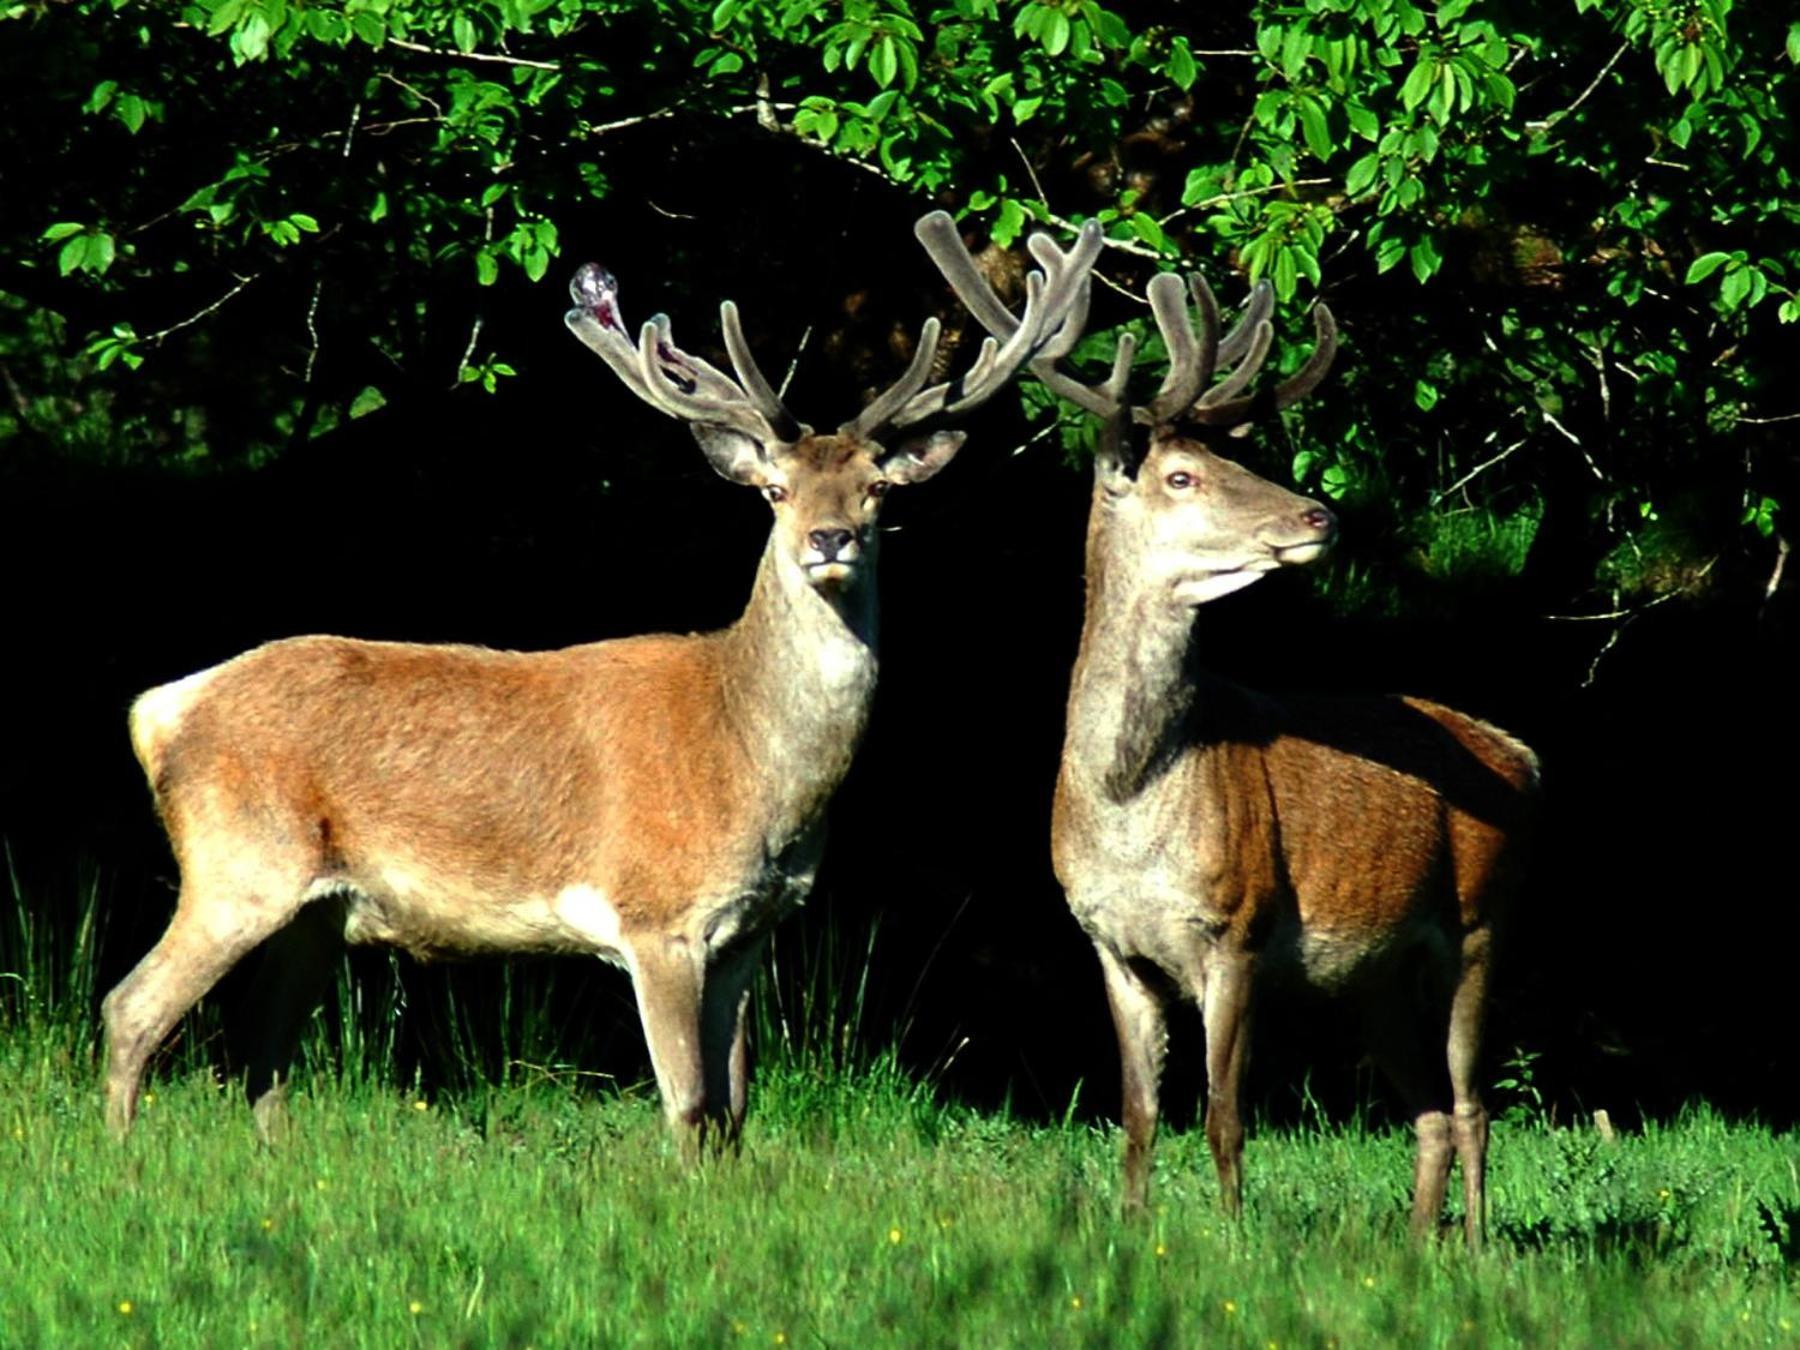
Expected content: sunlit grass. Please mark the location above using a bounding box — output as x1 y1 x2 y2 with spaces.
3 862 1795 1343
2 1042 1795 1346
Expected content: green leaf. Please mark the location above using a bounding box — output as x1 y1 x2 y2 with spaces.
57 235 89 276
869 35 898 87
1414 378 1439 411
115 93 147 134
41 221 86 242
1296 97 1332 163
1684 252 1733 284
476 250 499 286
1168 38 1197 90
1345 102 1379 141
1042 10 1070 57
88 231 116 274
1400 60 1435 111
1409 235 1442 283
1718 265 1751 310
993 197 1026 248
348 385 387 419
1788 23 1800 65
369 191 389 223
1129 213 1167 251
1012 95 1043 123
453 14 476 53
1344 154 1379 196
288 213 319 233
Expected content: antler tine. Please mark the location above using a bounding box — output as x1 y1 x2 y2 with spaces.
913 210 1019 337
566 263 785 445
634 315 780 444
1193 319 1273 411
1025 228 1098 362
1217 279 1273 368
1144 270 1216 425
898 219 1102 427
1189 303 1339 427
843 317 943 437
721 300 802 442
565 265 661 403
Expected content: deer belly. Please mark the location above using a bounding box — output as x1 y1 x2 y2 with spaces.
335 874 628 966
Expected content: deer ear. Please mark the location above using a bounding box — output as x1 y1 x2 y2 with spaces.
879 429 966 485
691 423 768 485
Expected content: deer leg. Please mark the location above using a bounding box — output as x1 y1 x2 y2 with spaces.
102 878 302 1139
630 934 709 1160
1362 980 1454 1242
701 936 766 1147
239 900 344 1146
1447 926 1494 1252
1200 950 1254 1220
1096 944 1168 1217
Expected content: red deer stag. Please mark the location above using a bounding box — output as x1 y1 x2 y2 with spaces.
103 212 1100 1151
924 220 1538 1247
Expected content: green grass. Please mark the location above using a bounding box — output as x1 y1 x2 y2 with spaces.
2 1039 1795 1347
4 864 1795 1344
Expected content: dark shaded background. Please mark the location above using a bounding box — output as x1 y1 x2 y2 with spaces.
4 119 1796 1134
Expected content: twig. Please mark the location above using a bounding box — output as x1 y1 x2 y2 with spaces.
1004 134 1162 259
1158 177 1333 226
302 280 323 387
387 37 560 71
143 273 259 345
1734 409 1800 425
377 71 444 117
1010 136 1051 209
1540 409 1582 446
779 324 812 400
1588 340 1611 423
1191 49 1260 57
1765 533 1791 607
1527 41 1629 131
1433 436 1530 504
1091 269 1147 303
342 98 362 161
1007 420 1062 457
452 315 483 389
589 101 795 138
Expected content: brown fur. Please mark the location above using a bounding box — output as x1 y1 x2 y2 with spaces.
1052 441 1539 1248
103 425 961 1151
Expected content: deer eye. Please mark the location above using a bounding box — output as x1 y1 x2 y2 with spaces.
1165 471 1195 490
763 485 788 504
867 480 892 499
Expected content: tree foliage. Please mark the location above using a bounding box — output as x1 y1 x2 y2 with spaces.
2 0 1795 615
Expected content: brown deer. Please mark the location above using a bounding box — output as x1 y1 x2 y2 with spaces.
925 219 1538 1247
103 212 1100 1151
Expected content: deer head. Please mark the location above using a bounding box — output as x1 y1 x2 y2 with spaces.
564 214 1099 595
917 218 1340 610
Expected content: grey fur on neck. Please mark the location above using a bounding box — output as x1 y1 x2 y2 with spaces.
1066 525 1198 803
722 532 880 839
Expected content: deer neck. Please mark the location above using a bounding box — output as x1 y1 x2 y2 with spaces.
721 532 879 829
1064 499 1206 803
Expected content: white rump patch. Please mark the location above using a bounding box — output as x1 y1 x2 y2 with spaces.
131 665 224 757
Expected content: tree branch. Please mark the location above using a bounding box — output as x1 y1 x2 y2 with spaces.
387 38 560 71
143 273 260 346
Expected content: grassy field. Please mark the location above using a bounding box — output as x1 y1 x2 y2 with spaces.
3 1025 1795 1348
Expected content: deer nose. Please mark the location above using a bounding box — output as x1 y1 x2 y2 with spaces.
809 528 855 560
1301 506 1336 537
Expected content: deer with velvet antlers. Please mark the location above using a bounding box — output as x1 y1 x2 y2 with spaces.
924 217 1538 1247
102 212 1100 1152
